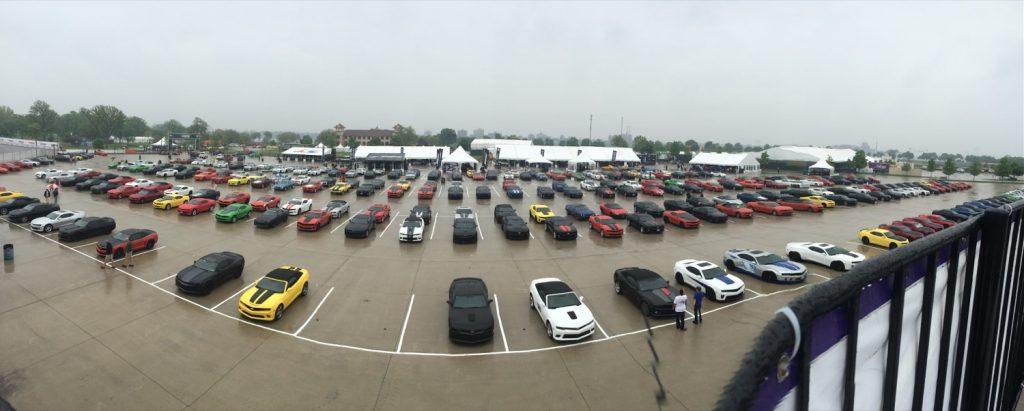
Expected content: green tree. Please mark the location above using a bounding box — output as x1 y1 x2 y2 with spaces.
1012 162 1024 178
315 129 338 147
723 143 735 153
901 162 912 172
437 128 457 146
968 161 982 181
300 135 313 145
391 126 418 146
684 139 700 152
667 141 684 155
368 137 383 145
0 105 26 136
852 150 868 170
81 105 126 142
55 110 84 140
703 141 718 152
347 136 359 149
580 138 592 146
993 157 1012 179
925 158 938 175
652 140 665 153
632 135 653 153
26 100 58 138
455 137 472 151
565 136 579 146
262 131 273 142
610 135 629 147
920 152 938 161
591 139 606 147
759 151 770 165
120 116 148 142
187 117 208 134
276 132 300 145
899 151 915 160
942 158 956 176
886 149 899 160
679 151 694 164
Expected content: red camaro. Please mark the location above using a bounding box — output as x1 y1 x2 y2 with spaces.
588 215 624 238
143 182 173 192
777 198 824 213
472 173 485 181
736 179 764 189
747 201 794 216
251 195 281 211
96 229 159 258
501 180 516 190
663 210 701 228
878 223 924 241
418 186 435 199
640 179 664 189
297 209 332 231
903 217 943 232
211 175 231 184
194 172 214 181
364 203 391 223
302 180 324 193
178 198 217 215
387 185 405 198
893 220 935 236
765 180 789 189
641 186 664 196
218 192 251 206
918 214 957 228
716 203 754 218
600 202 629 218
108 176 135 185
129 190 163 204
697 181 724 192
108 185 142 199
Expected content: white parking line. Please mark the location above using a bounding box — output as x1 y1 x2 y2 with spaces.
489 185 503 199
493 294 509 352
331 209 363 233
151 273 178 285
746 288 766 297
285 219 298 228
396 294 415 352
112 246 165 262
594 318 610 339
430 218 438 240
476 221 485 240
213 278 261 310
72 241 98 248
528 230 535 239
294 286 335 336
810 272 831 280
377 211 400 239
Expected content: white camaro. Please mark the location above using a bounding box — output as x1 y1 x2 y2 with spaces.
31 210 85 233
292 176 311 185
398 217 425 243
785 242 866 271
156 168 178 177
71 168 93 175
673 259 745 302
623 180 642 189
580 180 599 191
281 198 313 215
528 278 596 342
164 185 194 196
125 179 153 188
35 169 63 179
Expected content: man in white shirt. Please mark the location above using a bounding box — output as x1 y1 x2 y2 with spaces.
673 290 688 331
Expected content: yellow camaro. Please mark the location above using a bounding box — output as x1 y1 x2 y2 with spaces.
330 182 352 194
396 180 411 191
238 266 310 321
228 175 251 186
801 195 836 208
153 194 189 209
859 228 909 250
0 191 25 201
529 204 555 223
465 169 474 177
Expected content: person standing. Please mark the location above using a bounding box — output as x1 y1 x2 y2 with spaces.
101 242 114 269
122 240 134 268
673 290 688 331
52 185 59 205
693 289 704 324
43 187 51 204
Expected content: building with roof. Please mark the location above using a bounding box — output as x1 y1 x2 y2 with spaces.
348 145 449 161
281 144 333 161
687 152 762 173
760 145 876 172
332 123 398 145
490 144 641 167
469 138 532 152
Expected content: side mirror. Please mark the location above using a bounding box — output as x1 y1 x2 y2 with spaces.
446 300 451 305
488 299 494 304
579 296 585 301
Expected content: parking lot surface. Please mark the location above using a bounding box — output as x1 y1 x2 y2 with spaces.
0 155 1013 410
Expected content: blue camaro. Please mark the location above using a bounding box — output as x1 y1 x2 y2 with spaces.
272 179 295 191
565 203 595 220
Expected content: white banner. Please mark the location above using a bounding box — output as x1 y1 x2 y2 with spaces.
0 136 60 150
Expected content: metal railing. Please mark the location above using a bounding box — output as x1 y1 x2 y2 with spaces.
717 200 1024 410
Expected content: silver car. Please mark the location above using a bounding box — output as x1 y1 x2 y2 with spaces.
723 248 807 283
31 210 86 233
324 200 350 218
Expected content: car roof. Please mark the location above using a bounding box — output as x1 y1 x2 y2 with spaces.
450 278 486 295
266 267 301 283
621 268 661 281
536 280 572 299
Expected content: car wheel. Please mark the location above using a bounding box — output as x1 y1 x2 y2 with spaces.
764 271 777 283
724 260 735 270
301 282 308 297
614 281 622 294
528 294 534 308
889 243 898 250
191 209 197 216
600 230 605 238
44 224 53 232
0 209 7 215
231 216 237 223
772 210 777 216
861 237 870 245
788 251 802 261
545 321 553 339
146 240 155 249
641 302 651 317
274 304 284 321
830 261 845 271
114 249 125 259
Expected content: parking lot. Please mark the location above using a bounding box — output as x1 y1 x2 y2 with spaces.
0 154 1014 410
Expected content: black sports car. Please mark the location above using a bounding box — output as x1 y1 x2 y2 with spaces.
501 215 530 240
720 180 744 190
823 194 857 206
613 267 679 317
175 251 246 295
58 175 84 186
0 197 40 215
448 277 494 343
933 209 969 222
175 168 197 179
691 206 728 223
563 187 584 199
369 179 386 189
519 171 533 181
9 203 60 223
254 208 289 228
192 189 221 200
506 185 524 199
448 186 464 200
687 196 716 208
867 191 892 202
494 204 517 223
596 187 616 199
781 189 813 198
58 216 116 242
90 182 119 194
663 185 686 196
544 217 578 240
411 205 432 225
75 178 106 190
634 201 665 218
427 170 440 181
681 184 704 193
475 186 491 200
345 214 376 238
625 213 664 233
847 191 878 204
756 190 782 200
387 170 402 179
536 186 555 199
664 200 693 212
453 218 478 244
615 185 638 197
357 184 376 196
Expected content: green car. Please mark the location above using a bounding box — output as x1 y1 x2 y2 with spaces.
128 164 149 172
664 179 684 187
107 161 120 169
215 203 253 223
572 172 586 181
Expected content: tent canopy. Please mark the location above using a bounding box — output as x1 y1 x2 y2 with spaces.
281 146 332 156
808 159 835 171
568 152 595 166
151 138 174 147
441 146 478 164
525 154 551 165
349 146 450 160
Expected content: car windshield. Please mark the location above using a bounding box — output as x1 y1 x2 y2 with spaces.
884 232 904 240
225 204 243 211
161 196 173 201
402 220 422 228
637 277 669 291
755 254 785 265
702 267 729 280
547 293 582 309
258 196 274 202
195 257 218 272
188 200 204 204
762 202 780 207
73 219 89 227
536 207 551 214
824 246 851 255
452 294 487 308
288 200 303 205
112 232 131 241
45 211 61 219
256 278 285 293
227 193 242 198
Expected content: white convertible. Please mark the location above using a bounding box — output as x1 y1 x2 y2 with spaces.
528 278 596 342
580 180 599 191
35 169 63 179
291 176 311 185
125 178 153 188
673 259 745 301
398 217 424 243
156 168 178 177
164 185 195 196
281 198 313 215
30 210 85 233
785 242 866 271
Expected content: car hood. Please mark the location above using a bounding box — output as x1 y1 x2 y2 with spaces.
176 266 216 284
240 286 283 308
449 306 493 331
547 304 594 328
767 261 806 274
834 252 866 262
639 287 677 305
706 275 743 289
400 226 423 236
30 217 56 225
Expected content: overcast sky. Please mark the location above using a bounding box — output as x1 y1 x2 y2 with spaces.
1 1 1021 155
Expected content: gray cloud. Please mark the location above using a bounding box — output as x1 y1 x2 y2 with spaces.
1 1 1020 155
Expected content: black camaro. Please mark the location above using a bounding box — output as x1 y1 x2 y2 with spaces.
691 206 728 223
475 186 491 199
756 190 782 200
254 208 289 228
192 188 221 200
846 191 878 204
0 197 40 215
357 184 376 196
448 277 494 343
453 218 478 243
663 185 686 196
58 216 116 242
625 213 664 233
615 185 638 197
687 196 716 208
411 205 432 225
596 187 616 199
345 214 376 238
664 199 693 212
494 204 517 223
90 182 119 194
501 215 530 240
536 186 555 199
175 251 246 295
448 186 464 199
544 216 578 240
613 267 679 317
563 187 584 199
75 178 106 190
823 194 857 206
634 201 665 218
9 203 60 223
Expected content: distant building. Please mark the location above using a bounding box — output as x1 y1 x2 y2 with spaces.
472 128 485 138
332 123 398 145
457 129 468 138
